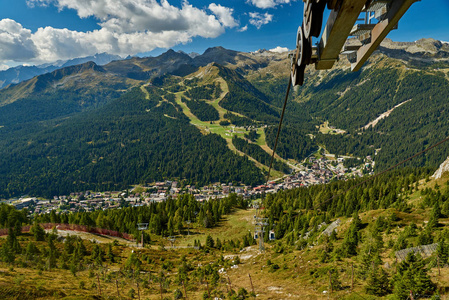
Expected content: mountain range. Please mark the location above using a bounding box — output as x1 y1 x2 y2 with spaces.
0 53 122 89
0 38 448 198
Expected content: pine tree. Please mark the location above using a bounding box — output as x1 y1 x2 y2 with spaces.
364 265 390 296
319 235 333 263
14 220 22 236
6 227 21 254
436 238 448 265
428 201 441 229
107 243 115 263
1 242 15 264
418 228 433 245
91 244 104 266
30 223 46 241
393 252 435 299
358 224 383 277
125 252 142 272
340 212 361 257
206 235 215 249
215 238 222 250
25 242 39 262
47 236 58 270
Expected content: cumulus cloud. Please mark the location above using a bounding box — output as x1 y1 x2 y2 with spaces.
0 19 37 61
1 0 239 64
209 4 238 28
249 12 273 29
269 46 289 53
27 0 232 35
247 0 297 9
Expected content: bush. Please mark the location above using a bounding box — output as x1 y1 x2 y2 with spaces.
269 264 280 272
173 289 183 299
127 288 136 299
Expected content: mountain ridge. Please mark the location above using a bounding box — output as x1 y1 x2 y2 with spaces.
0 38 448 198
0 53 121 89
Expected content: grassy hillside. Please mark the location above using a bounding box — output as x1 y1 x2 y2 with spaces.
1 168 449 299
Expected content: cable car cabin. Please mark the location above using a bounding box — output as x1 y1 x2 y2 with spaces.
290 0 419 86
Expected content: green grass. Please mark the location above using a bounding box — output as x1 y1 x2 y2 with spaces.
319 121 346 135
208 78 230 121
175 208 256 247
174 89 286 179
168 76 291 180
3 186 449 300
256 127 266 146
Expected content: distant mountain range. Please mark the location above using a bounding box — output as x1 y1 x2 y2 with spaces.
0 38 448 198
0 53 122 89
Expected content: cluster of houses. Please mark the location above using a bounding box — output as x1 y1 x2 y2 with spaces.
7 154 372 216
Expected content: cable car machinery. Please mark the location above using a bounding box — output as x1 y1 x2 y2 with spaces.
267 0 420 181
290 0 420 86
266 0 449 249
267 0 433 197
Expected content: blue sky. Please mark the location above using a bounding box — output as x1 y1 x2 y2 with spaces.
0 0 448 69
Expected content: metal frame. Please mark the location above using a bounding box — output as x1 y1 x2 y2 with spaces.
137 223 148 247
254 217 269 252
137 223 148 231
291 0 420 85
351 0 418 71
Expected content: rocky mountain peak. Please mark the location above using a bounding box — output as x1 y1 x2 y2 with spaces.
380 38 449 54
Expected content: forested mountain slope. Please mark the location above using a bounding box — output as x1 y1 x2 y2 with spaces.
255 39 449 172
0 39 448 197
0 86 264 198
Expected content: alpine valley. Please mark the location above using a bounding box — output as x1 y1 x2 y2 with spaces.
0 39 449 300
0 38 448 198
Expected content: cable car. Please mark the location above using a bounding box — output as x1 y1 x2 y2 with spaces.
291 0 419 86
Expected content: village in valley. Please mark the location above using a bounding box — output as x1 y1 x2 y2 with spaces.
6 153 374 216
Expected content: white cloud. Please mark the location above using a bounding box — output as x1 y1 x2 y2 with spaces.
0 19 37 61
0 0 239 65
29 0 227 36
269 46 289 53
247 0 297 9
209 4 238 28
247 0 276 9
249 12 273 29
238 25 248 32
0 64 10 71
26 0 52 8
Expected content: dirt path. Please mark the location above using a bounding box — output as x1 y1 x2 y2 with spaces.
140 85 150 100
363 99 412 129
209 78 230 121
45 229 137 246
258 129 301 172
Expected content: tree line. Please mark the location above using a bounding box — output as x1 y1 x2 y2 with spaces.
232 136 289 173
0 87 264 198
